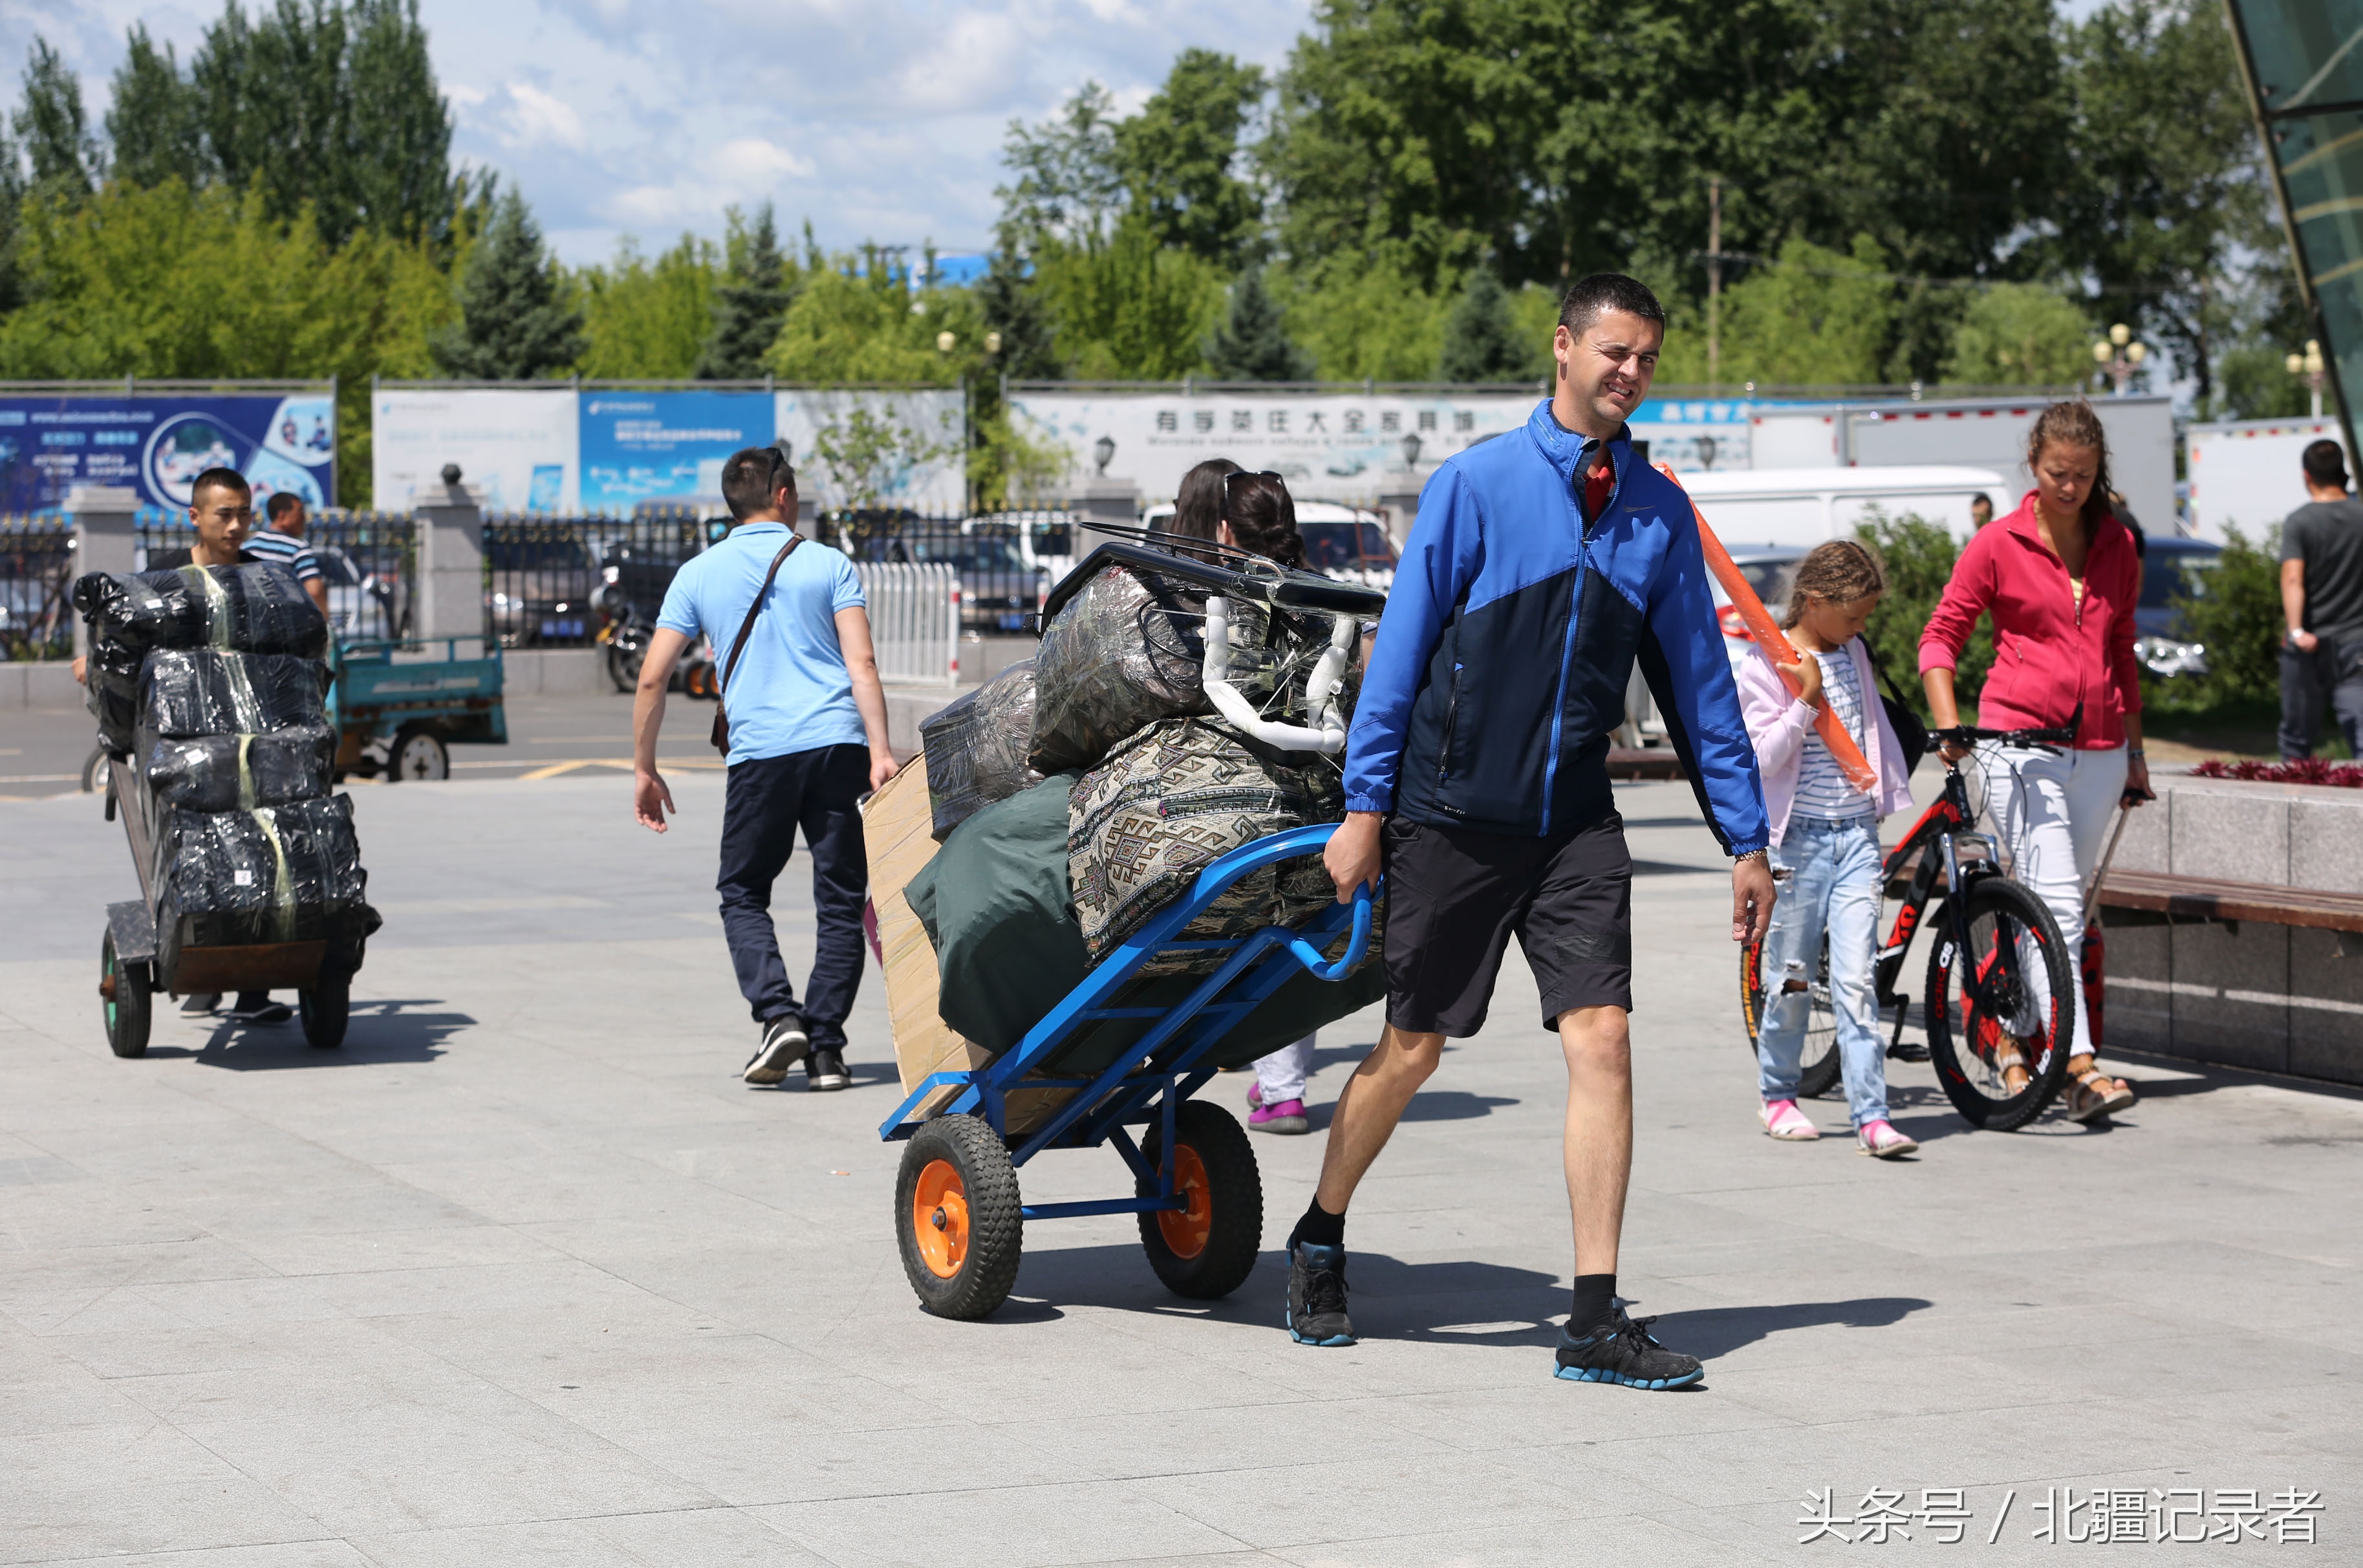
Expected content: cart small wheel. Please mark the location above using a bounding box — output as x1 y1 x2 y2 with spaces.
388 725 449 782
894 1115 1022 1319
299 974 350 1049
100 929 152 1059
1138 1100 1262 1300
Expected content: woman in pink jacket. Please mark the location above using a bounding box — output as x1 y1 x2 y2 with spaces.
1736 541 1920 1157
1919 400 2146 1122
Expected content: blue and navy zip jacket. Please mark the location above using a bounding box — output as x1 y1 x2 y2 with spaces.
1344 400 1770 853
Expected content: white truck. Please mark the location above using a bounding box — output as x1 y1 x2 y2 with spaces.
2184 417 2351 544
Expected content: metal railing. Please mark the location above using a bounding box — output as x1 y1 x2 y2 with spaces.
856 562 961 685
486 509 711 648
0 515 75 660
131 512 416 645
829 514 1046 634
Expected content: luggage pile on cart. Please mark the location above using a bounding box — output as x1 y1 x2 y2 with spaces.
76 564 381 1059
870 535 1388 1318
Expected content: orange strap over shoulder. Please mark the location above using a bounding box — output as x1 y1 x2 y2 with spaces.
1654 462 1878 794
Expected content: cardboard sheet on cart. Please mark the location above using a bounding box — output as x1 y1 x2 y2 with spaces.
861 757 1068 1135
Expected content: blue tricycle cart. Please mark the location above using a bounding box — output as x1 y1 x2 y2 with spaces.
327 638 507 782
878 824 1379 1320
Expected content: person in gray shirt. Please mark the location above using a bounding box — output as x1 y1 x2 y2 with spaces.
2280 438 2363 758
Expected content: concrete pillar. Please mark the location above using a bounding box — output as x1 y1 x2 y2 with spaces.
1069 476 1140 553
410 474 486 645
1376 487 1423 548
67 484 141 658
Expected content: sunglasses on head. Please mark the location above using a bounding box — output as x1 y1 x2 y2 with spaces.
1222 469 1284 494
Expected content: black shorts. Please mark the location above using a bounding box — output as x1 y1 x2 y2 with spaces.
1381 813 1633 1036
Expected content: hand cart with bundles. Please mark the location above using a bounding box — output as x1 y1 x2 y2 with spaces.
873 538 1387 1319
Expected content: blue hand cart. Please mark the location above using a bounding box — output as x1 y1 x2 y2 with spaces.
878 823 1379 1320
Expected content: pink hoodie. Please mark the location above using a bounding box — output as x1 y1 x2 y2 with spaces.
1734 637 1915 850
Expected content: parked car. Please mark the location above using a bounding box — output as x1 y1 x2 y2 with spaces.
2133 535 2221 678
485 526 600 646
893 530 1042 632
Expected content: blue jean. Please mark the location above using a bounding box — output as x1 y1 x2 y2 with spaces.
1757 816 1890 1129
717 744 870 1047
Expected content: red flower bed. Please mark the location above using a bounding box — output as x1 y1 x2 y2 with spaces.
2189 757 2363 788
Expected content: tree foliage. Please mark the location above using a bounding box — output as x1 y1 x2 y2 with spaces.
12 40 100 197
764 248 982 386
1205 265 1311 381
433 189 584 379
696 204 792 379
1037 219 1227 380
2170 525 2283 707
1114 49 1266 268
577 233 718 380
1942 283 2092 387
1854 510 1992 716
1436 264 1529 383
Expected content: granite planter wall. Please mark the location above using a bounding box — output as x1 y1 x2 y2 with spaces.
2100 776 2363 1086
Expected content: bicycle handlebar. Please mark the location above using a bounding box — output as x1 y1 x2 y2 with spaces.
1935 724 2078 753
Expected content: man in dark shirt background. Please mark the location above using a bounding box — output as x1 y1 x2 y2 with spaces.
2280 438 2363 759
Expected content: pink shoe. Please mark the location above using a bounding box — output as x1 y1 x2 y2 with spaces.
1760 1099 1820 1141
1247 1086 1308 1134
1857 1119 1919 1159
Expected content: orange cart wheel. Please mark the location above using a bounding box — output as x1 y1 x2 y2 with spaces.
894 1115 1022 1318
1138 1100 1261 1301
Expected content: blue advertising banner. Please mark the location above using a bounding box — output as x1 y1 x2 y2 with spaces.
579 392 773 511
0 392 336 513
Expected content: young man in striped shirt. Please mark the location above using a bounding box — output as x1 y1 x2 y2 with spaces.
240 492 329 618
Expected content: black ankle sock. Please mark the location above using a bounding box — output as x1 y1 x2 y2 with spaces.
1290 1199 1346 1253
1571 1274 1617 1334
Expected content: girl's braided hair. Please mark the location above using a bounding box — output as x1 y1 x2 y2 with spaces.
1781 539 1886 628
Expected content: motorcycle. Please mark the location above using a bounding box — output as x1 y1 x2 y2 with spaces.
596 583 717 698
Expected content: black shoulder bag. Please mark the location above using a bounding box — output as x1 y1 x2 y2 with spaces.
711 535 802 756
1858 636 1930 777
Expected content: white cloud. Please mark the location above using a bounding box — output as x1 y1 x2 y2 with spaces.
501 81 588 151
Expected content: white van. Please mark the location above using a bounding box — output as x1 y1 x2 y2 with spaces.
1670 465 2011 551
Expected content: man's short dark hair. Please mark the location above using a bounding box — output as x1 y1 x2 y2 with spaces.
265 490 302 522
721 445 796 522
191 467 251 506
1559 273 1667 336
2303 438 2350 489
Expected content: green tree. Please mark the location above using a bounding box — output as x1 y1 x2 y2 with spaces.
996 82 1125 247
1942 283 2091 387
696 203 791 379
13 39 102 196
2171 525 2283 707
975 239 1061 380
576 233 718 379
1039 219 1225 380
1274 257 1443 382
106 27 210 190
1658 235 1892 388
432 188 584 379
1436 264 1529 383
1114 49 1266 267
765 248 982 386
811 401 958 517
1203 263 1310 381
1855 510 1992 717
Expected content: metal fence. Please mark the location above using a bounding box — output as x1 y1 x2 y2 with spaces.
485 510 711 649
0 515 75 660
131 512 417 645
855 562 962 685
828 515 1048 634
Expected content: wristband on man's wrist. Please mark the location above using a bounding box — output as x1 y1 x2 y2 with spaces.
1733 848 1769 866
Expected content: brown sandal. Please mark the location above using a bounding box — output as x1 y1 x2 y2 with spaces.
1993 1044 2031 1096
2067 1069 2135 1122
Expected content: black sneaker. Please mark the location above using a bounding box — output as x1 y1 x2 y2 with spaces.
181 993 222 1016
226 994 294 1024
805 1047 849 1091
743 1015 808 1085
1286 1242 1355 1346
1553 1307 1703 1390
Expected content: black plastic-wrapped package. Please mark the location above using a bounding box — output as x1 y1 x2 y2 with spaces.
73 564 328 659
139 649 329 740
151 794 371 984
918 660 1044 841
83 639 146 755
141 725 337 812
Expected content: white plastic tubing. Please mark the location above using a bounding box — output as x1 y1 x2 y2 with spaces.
1200 596 1355 754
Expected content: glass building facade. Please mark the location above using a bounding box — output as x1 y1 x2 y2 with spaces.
2230 0 2363 462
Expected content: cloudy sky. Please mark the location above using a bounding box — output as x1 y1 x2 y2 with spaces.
2 0 1313 265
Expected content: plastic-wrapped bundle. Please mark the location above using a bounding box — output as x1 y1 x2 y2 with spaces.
141 725 337 812
151 793 371 983
83 639 147 755
918 660 1044 841
139 649 329 741
1068 716 1348 975
73 565 328 659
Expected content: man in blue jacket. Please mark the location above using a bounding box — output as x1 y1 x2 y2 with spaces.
1297 274 1776 1388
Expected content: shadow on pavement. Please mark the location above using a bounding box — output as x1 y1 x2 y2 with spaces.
1648 1295 1933 1359
147 998 471 1068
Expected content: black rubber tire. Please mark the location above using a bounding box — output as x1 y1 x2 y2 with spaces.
1136 1100 1263 1300
1925 875 2075 1131
299 974 350 1049
388 725 449 782
102 929 151 1059
895 1115 1023 1320
605 638 643 694
1740 932 1842 1100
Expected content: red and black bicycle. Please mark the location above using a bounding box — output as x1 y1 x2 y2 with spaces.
1740 726 2078 1131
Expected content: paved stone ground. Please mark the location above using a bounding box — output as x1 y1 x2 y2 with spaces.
2 767 2357 1566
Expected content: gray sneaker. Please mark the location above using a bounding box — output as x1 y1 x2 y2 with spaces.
743 1015 808 1085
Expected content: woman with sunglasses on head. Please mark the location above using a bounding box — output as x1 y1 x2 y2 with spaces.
1165 464 1326 1133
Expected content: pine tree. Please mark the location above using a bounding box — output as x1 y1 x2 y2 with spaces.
431 189 585 379
1436 264 1527 383
107 26 210 190
976 228 1062 381
1204 266 1310 381
12 39 102 197
695 202 790 379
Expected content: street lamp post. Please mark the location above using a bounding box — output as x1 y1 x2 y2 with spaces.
2091 322 2147 396
2286 339 2327 418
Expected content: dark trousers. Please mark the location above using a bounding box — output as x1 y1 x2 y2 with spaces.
2278 638 2363 759
717 744 870 1046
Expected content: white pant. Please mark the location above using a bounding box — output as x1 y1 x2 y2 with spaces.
1980 744 2126 1060
1253 1035 1316 1104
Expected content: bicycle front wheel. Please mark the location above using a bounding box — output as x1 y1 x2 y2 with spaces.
1739 932 1841 1100
1924 875 2073 1130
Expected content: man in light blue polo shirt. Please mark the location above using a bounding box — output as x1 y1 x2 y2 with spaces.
632 446 898 1091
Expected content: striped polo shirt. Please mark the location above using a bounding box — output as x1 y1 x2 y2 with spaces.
239 526 322 583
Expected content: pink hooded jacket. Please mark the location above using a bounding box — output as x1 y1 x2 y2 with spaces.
1733 637 1915 850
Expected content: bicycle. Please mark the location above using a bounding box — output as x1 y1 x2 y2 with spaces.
1740 725 2080 1131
